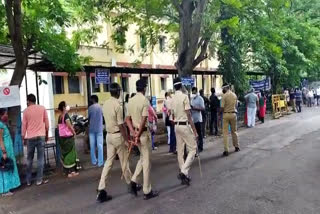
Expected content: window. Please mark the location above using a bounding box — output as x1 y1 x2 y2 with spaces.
91 77 100 93
112 26 127 46
160 77 167 91
52 76 64 94
159 36 166 52
121 77 129 92
68 76 80 94
140 34 147 50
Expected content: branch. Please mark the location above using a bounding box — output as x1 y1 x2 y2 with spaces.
171 0 183 15
26 36 35 56
13 0 23 49
5 0 16 42
193 39 209 68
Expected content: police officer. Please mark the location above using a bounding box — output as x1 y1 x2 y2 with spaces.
96 83 135 203
126 79 159 200
170 77 198 185
220 83 240 157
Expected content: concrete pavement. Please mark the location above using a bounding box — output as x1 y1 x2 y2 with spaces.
1 108 320 214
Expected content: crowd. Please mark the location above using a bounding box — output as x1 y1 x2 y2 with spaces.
284 86 320 113
0 77 274 200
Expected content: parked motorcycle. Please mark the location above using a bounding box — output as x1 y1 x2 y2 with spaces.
71 114 89 135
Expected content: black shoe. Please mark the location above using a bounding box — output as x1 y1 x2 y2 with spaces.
96 190 112 203
130 181 138 196
127 183 142 193
223 151 229 157
136 184 142 191
178 173 190 186
235 147 240 152
143 190 159 200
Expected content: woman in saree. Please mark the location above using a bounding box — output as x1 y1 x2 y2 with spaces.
0 108 20 196
259 91 267 123
57 101 80 178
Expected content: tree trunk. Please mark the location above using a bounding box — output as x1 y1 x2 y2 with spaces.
173 0 209 78
10 57 28 86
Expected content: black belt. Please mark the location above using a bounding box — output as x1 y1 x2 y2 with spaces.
108 131 120 134
134 127 148 132
224 112 236 114
175 121 189 125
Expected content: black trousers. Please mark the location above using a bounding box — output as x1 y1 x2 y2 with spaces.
169 124 176 153
202 111 207 137
195 122 203 151
296 101 302 112
210 111 218 135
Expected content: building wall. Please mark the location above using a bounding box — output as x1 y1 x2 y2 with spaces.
53 20 223 116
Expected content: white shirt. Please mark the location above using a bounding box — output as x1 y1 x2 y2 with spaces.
316 88 320 95
308 91 314 98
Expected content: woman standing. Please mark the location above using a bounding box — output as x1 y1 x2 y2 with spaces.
259 91 267 123
0 108 20 196
57 101 80 178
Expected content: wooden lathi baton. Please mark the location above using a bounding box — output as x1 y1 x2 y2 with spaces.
121 137 135 180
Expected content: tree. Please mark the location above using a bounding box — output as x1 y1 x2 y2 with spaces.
1 0 83 86
86 0 227 77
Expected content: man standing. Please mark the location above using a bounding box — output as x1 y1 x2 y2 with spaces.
221 84 240 157
289 89 296 112
209 88 220 136
165 91 177 154
191 87 205 152
96 83 135 203
126 79 158 200
22 94 49 186
245 88 259 128
170 78 198 185
295 88 303 113
199 89 209 139
88 95 104 167
316 87 320 106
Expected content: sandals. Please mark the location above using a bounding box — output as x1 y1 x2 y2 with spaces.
2 191 13 197
36 179 49 186
68 172 79 178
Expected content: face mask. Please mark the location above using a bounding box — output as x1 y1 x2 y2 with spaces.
66 105 70 112
191 94 196 99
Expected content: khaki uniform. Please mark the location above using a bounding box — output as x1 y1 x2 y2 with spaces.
221 91 239 152
127 92 152 194
98 97 132 191
170 91 197 176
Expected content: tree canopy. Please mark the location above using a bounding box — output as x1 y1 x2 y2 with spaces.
0 0 84 85
1 0 320 93
87 0 320 93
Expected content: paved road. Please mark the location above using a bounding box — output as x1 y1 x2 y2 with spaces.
2 108 320 214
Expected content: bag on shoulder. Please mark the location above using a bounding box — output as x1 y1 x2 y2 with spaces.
58 114 73 138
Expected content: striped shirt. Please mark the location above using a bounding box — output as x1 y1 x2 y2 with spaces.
22 104 49 139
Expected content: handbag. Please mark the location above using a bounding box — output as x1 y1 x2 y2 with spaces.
0 157 14 172
58 114 73 138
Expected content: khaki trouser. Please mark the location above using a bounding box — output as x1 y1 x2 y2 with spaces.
131 131 152 194
98 133 132 191
175 125 197 176
223 113 239 152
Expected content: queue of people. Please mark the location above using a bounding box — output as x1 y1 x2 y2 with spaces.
284 87 320 112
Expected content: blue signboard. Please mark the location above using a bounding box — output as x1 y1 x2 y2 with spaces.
152 96 157 110
95 68 110 84
181 77 195 86
249 77 271 91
